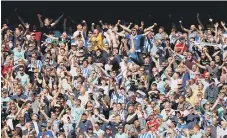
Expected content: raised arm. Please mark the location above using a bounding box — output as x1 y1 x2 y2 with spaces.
51 13 64 27
94 110 109 123
192 60 206 69
39 109 50 121
196 13 204 30
63 18 67 32
99 20 105 29
219 62 226 69
214 22 220 42
37 14 44 28
221 21 227 32
120 22 132 34
151 55 159 68
117 20 131 33
212 51 220 57
91 23 95 32
57 109 65 120
210 95 221 111
144 23 157 32
204 51 213 61
114 31 126 37
140 21 144 30
164 69 171 80
43 33 58 40
142 31 151 36
179 21 189 32
14 9 27 27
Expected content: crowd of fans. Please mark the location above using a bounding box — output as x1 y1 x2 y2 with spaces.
1 10 227 138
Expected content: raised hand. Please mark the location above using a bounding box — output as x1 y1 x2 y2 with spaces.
37 14 42 18
198 25 202 30
25 23 30 29
117 20 121 25
221 21 225 26
214 22 219 28
130 34 134 40
196 13 200 17
14 8 18 12
141 21 144 26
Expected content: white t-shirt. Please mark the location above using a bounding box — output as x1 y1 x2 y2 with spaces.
189 70 197 79
94 129 105 137
170 77 181 90
73 30 85 42
217 126 227 138
78 93 89 107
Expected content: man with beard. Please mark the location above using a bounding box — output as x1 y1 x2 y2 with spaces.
115 124 128 138
194 60 225 79
93 49 106 65
125 105 138 126
204 79 219 104
202 127 212 138
180 23 199 41
126 95 138 109
76 113 93 133
15 66 30 87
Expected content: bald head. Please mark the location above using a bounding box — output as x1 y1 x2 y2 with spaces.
80 87 86 94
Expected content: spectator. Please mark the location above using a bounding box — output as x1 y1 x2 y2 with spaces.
1 9 227 138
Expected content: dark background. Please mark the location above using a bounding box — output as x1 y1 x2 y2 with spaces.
2 1 227 32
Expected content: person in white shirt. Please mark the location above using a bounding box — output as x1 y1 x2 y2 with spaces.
217 120 227 138
93 123 105 137
78 87 89 107
72 24 85 42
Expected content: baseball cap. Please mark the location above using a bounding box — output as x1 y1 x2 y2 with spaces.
118 124 124 129
41 123 47 127
187 106 194 110
106 125 111 130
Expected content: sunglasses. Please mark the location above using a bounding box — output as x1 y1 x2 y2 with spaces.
19 70 24 71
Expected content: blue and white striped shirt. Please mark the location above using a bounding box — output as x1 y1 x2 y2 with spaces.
144 37 155 53
27 60 43 71
138 132 154 138
81 67 91 78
